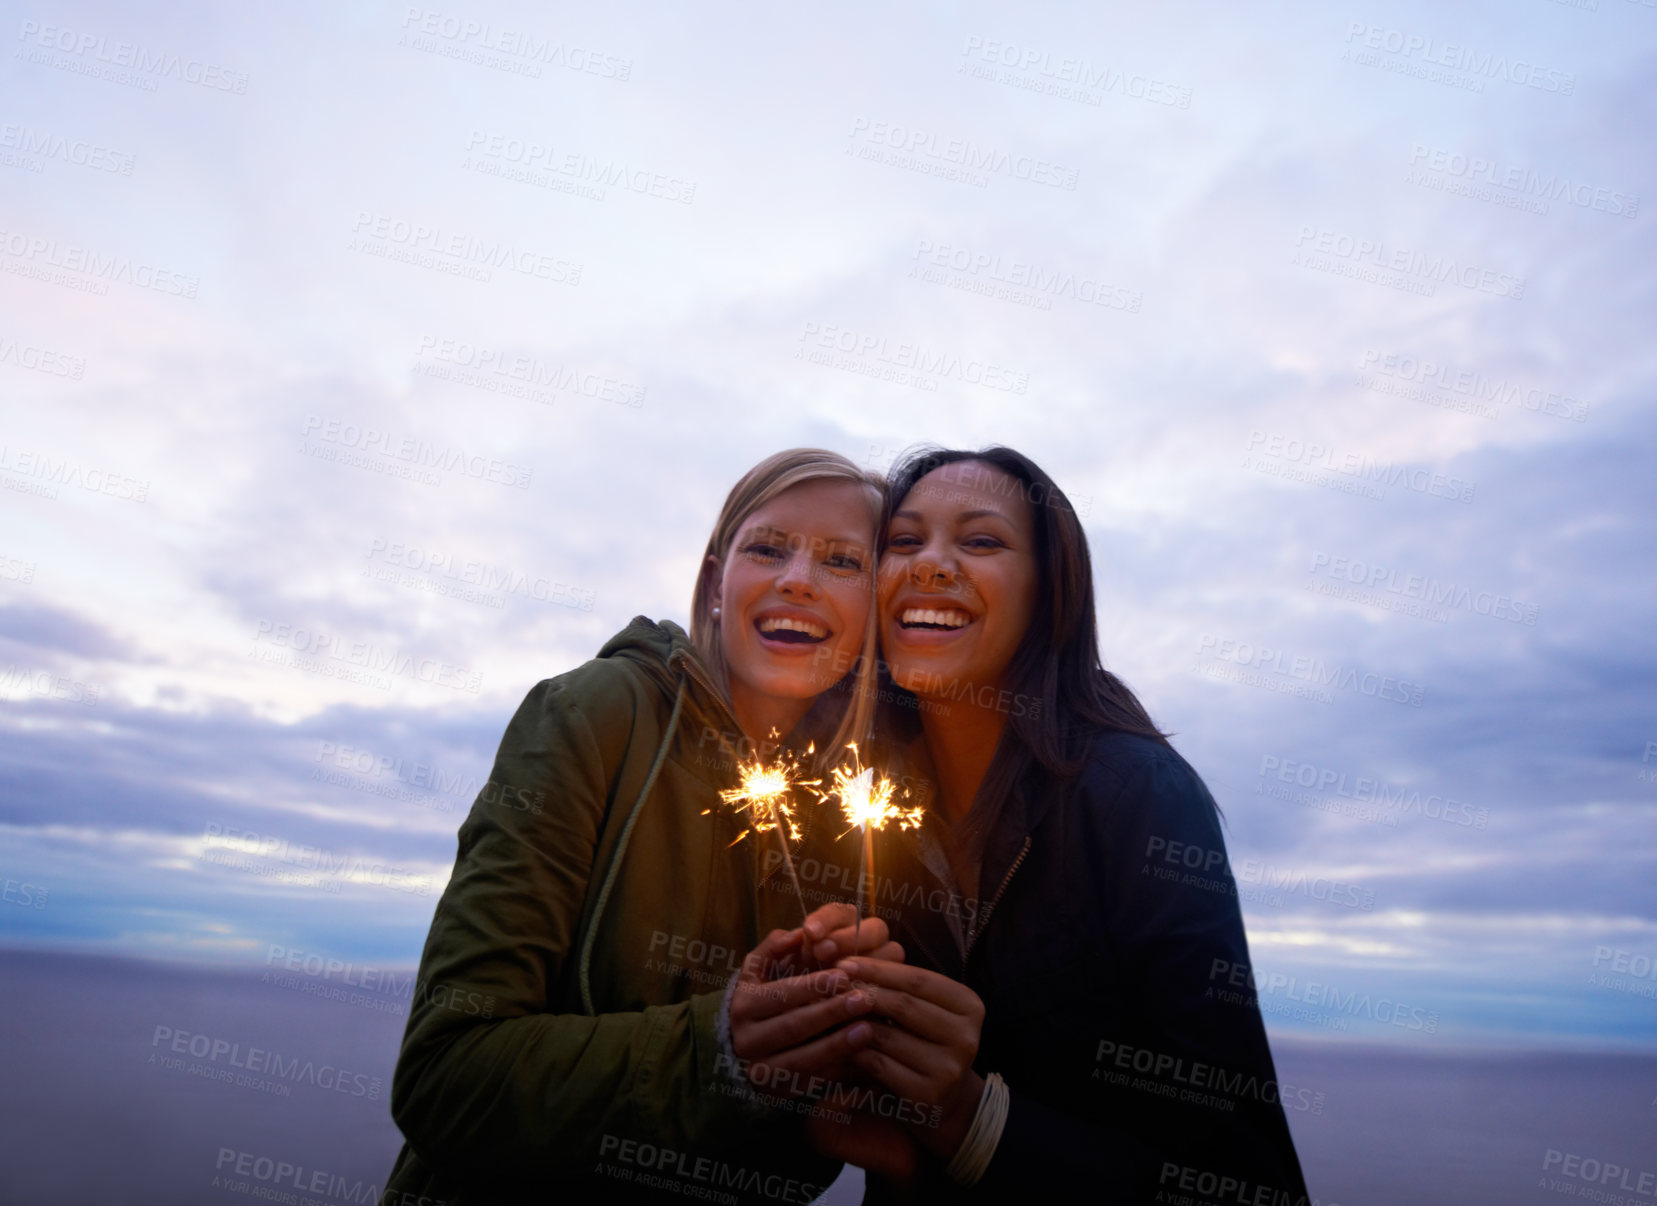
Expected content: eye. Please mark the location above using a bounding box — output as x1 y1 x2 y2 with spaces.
963 535 1006 551
741 542 785 562
825 552 865 572
887 532 923 551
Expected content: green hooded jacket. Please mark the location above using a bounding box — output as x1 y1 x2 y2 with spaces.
383 618 842 1205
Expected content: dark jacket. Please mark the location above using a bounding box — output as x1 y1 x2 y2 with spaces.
848 729 1311 1205
383 618 841 1206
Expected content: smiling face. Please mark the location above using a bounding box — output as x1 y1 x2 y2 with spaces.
706 478 877 741
879 462 1039 702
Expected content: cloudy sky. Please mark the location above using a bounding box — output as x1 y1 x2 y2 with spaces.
2 0 1654 1054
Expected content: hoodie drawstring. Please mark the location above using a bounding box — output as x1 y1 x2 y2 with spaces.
578 678 687 1015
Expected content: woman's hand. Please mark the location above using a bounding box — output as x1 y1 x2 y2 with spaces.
806 1107 920 1186
836 958 988 1159
798 903 903 971
727 904 903 1098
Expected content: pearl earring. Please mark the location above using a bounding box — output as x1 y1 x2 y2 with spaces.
711 606 721 618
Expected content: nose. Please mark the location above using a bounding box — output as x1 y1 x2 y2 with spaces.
775 545 821 598
916 564 962 593
909 537 961 590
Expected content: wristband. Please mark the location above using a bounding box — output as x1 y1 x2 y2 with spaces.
715 970 744 1083
944 1072 1009 1187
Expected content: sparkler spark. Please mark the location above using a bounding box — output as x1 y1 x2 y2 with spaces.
829 748 922 836
713 756 804 845
700 735 818 924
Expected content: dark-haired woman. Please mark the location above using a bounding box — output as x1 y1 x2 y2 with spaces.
804 447 1310 1202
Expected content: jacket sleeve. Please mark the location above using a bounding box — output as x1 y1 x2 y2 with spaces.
967 750 1311 1203
389 674 760 1182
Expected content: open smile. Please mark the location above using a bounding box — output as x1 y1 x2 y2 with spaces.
898 606 974 631
889 600 978 648
754 613 830 647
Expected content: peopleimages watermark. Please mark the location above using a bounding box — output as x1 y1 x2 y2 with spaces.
1093 1039 1327 1115
757 849 973 930
1194 633 1425 709
958 34 1192 110
462 130 694 204
1291 225 1523 300
596 1133 823 1204
1357 348 1589 425
1244 430 1476 505
410 979 497 1018
909 239 1142 315
846 116 1079 191
299 415 532 490
149 1025 379 1099
200 821 435 896
1405 144 1637 220
1239 859 1376 911
797 321 1029 395
364 535 596 612
398 8 632 81
1141 834 1377 912
0 226 198 298
413 333 645 410
1541 1148 1657 1199
1257 754 1489 831
862 443 1095 519
1208 958 1440 1034
1640 741 1657 787
2 873 49 909
0 552 36 583
713 1052 945 1132
1341 22 1576 95
262 944 415 1016
1191 653 1330 705
1588 945 1657 1001
251 618 483 695
0 664 100 707
0 442 149 503
1307 550 1539 627
645 929 743 983
811 645 1042 723
211 1147 401 1206
15 20 250 94
1159 1160 1342 1206
0 121 135 175
0 334 86 378
348 211 581 287
312 739 478 813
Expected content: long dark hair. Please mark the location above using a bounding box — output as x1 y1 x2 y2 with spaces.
879 446 1169 866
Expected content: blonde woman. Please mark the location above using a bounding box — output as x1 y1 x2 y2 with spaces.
385 449 899 1205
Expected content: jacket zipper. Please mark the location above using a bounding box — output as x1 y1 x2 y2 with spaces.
963 836 1031 964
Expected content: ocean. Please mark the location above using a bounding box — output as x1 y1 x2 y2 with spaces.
1 950 1650 1205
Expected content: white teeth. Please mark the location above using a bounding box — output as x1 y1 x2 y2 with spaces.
758 616 828 638
901 608 971 629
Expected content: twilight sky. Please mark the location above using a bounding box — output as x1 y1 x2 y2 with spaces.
2 0 1655 1053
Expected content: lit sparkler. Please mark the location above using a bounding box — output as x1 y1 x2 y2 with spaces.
826 744 922 948
703 737 817 922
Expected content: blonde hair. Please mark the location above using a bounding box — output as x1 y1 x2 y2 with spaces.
690 448 885 762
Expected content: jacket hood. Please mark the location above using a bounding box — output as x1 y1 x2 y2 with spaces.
598 615 730 724
600 615 852 763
